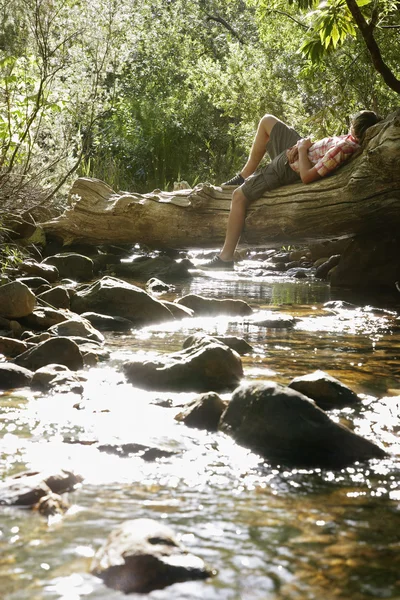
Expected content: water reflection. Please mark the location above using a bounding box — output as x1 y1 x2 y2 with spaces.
1 275 400 599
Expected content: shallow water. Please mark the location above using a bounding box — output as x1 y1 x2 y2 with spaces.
1 267 400 600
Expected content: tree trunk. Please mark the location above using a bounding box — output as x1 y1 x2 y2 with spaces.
42 109 400 249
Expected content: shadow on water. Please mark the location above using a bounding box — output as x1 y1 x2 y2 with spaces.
1 270 400 600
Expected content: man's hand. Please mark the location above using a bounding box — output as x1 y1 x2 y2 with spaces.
297 137 313 151
286 145 299 163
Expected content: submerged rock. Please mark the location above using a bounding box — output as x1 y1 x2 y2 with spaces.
288 370 361 410
0 469 82 506
97 443 176 461
219 382 386 469
0 281 36 318
71 276 172 326
176 294 252 316
123 338 243 392
90 518 215 593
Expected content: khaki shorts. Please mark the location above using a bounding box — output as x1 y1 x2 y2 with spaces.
241 121 301 202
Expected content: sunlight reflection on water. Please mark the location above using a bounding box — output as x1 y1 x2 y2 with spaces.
1 275 400 600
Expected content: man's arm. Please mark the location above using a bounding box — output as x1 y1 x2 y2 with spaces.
297 138 321 184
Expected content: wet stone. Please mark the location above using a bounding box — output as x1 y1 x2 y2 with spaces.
288 370 361 411
176 294 253 316
14 337 84 371
90 518 215 594
219 381 386 469
0 363 33 390
175 392 227 431
123 338 243 393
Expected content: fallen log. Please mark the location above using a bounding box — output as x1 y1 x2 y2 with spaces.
42 109 400 249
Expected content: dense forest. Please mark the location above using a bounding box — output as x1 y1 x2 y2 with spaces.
0 0 399 221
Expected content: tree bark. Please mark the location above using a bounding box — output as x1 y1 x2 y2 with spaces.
42 110 400 249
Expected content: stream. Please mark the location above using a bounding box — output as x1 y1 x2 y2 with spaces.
1 262 400 600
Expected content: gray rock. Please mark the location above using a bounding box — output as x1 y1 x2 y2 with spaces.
124 338 243 392
42 253 94 281
71 276 172 326
19 307 70 330
175 392 226 431
14 337 84 371
0 363 33 390
37 286 71 309
90 519 214 593
219 382 386 469
0 281 36 318
176 294 252 316
48 317 104 344
31 364 74 390
288 370 361 410
18 260 59 283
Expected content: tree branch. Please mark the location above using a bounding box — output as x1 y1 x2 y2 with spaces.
345 0 400 94
205 14 245 44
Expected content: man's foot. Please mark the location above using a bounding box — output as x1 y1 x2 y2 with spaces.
201 255 234 271
221 173 245 188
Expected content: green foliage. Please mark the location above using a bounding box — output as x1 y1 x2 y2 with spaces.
0 0 398 213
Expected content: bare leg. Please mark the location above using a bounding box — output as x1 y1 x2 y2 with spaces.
241 114 281 178
219 187 250 261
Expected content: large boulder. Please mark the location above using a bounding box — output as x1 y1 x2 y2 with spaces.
42 252 94 281
123 338 243 392
219 382 386 469
176 294 252 316
90 518 215 593
288 370 361 410
13 337 84 371
71 276 172 326
0 281 36 318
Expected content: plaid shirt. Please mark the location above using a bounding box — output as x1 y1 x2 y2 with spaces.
290 134 359 177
